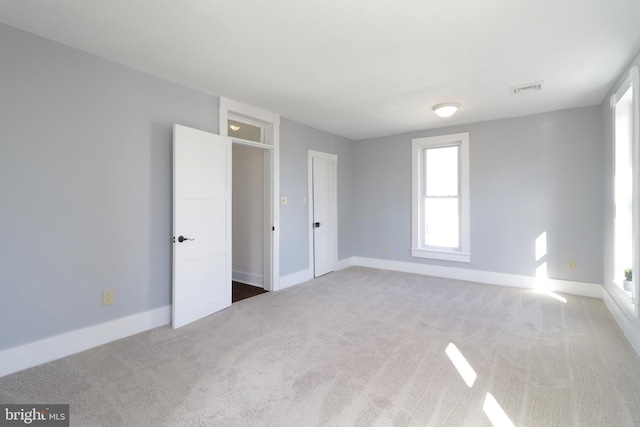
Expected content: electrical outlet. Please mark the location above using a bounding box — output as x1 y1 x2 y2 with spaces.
280 196 287 206
568 260 576 270
102 289 114 306
385 246 391 253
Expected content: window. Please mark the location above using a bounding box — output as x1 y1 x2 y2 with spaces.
228 116 264 143
412 132 470 262
611 66 639 304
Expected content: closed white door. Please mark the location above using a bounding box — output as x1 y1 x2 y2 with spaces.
311 151 338 277
173 124 232 329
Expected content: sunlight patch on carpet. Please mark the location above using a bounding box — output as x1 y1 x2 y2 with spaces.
482 393 514 427
533 289 568 304
483 393 515 427
445 342 477 387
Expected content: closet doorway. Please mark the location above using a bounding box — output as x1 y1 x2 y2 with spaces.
220 97 280 293
232 142 270 299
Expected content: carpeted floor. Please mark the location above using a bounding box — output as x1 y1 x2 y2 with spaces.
2 266 640 426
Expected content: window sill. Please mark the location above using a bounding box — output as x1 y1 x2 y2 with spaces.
411 248 470 263
609 279 638 318
612 279 636 303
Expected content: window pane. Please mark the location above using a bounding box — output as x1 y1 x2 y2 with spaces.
614 85 634 287
228 119 262 143
425 146 458 196
424 197 459 248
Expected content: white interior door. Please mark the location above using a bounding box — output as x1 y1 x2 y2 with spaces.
173 124 232 329
310 151 338 277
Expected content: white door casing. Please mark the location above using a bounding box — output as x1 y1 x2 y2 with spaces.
219 97 280 291
308 150 338 277
172 124 232 329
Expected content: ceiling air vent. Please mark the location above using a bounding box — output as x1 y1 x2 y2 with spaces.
510 81 544 95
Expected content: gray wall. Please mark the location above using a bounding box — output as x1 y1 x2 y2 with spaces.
352 106 604 284
0 23 357 351
0 23 220 350
279 119 354 276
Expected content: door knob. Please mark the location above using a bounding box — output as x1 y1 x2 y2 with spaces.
177 236 194 242
314 222 320 228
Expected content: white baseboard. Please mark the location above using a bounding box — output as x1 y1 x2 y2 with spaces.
0 305 170 378
0 258 610 378
279 268 313 290
335 257 356 271
232 270 264 287
279 258 356 291
602 289 640 357
346 256 602 299
288 256 601 299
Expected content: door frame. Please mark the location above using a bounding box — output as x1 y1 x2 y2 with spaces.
307 150 338 277
219 97 280 291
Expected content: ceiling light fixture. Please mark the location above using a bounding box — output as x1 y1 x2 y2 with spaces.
432 102 460 118
229 125 240 131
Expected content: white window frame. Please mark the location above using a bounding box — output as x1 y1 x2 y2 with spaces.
411 132 470 262
610 66 640 316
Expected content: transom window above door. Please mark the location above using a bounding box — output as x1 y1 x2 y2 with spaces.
228 117 264 143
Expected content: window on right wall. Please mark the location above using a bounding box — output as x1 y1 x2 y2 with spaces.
411 132 470 262
611 66 639 306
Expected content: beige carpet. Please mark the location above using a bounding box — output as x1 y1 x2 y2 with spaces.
2 267 640 426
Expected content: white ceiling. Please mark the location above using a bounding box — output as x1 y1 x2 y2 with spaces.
1 0 640 140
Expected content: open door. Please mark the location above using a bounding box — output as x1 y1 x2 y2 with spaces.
173 124 232 328
310 151 338 277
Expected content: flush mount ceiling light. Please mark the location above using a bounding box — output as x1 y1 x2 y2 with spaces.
432 102 460 118
229 125 240 131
